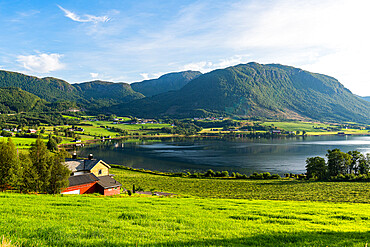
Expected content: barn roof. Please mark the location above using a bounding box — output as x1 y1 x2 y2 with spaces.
97 175 122 189
68 173 99 187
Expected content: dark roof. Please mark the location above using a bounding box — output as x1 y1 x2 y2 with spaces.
96 175 122 189
83 159 101 170
64 159 111 172
68 173 99 187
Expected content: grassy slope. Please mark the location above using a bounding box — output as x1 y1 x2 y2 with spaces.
1 193 370 246
112 167 370 202
2 168 370 246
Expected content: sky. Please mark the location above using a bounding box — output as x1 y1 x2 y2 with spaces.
0 0 369 96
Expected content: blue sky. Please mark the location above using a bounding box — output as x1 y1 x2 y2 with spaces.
0 0 369 96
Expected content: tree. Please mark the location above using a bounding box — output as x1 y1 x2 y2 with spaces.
347 150 362 174
358 153 370 175
0 138 18 190
47 137 58 152
47 152 70 194
29 137 51 192
326 149 352 177
305 156 327 179
17 153 37 193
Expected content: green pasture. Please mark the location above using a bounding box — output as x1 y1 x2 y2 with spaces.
0 137 46 148
61 115 80 119
2 193 370 246
260 121 332 132
112 166 370 203
308 129 370 136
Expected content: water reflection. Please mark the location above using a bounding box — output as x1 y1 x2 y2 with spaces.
78 135 370 175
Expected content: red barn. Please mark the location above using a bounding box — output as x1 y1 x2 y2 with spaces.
61 156 122 196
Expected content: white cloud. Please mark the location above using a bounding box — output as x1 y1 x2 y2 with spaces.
17 53 65 73
140 73 150 80
180 55 250 73
90 73 99 79
58 5 110 24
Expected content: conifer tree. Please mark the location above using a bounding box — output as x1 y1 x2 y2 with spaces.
47 137 58 152
29 137 51 192
0 138 18 190
17 153 37 192
47 152 70 194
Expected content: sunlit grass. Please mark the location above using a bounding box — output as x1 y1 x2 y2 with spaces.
1 193 370 246
112 166 370 203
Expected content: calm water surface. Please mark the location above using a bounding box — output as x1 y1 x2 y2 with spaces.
78 136 370 175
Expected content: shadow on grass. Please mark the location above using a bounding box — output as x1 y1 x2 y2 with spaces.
31 230 370 247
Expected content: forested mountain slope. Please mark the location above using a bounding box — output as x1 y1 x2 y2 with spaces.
72 80 144 106
0 70 81 102
0 87 45 113
131 71 201 97
362 96 370 102
109 63 370 123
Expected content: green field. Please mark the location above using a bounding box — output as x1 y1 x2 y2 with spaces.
260 121 370 135
2 193 370 246
2 167 370 246
112 166 370 203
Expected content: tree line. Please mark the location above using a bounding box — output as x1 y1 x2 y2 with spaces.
0 138 70 194
306 149 370 180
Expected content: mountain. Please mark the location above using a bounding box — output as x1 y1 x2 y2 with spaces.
362 96 370 102
130 71 201 97
0 87 45 113
0 71 143 110
108 63 370 123
0 70 82 102
72 80 144 106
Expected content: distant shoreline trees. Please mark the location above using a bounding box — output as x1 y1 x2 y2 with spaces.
306 149 370 180
0 137 70 194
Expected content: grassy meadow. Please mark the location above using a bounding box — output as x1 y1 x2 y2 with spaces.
112 166 370 203
2 167 370 246
2 193 370 246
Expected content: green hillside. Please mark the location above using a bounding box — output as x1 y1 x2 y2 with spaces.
0 70 82 102
362 96 370 102
131 70 201 97
72 80 144 107
0 87 45 113
110 63 370 123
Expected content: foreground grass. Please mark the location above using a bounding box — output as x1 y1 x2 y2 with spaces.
1 193 370 246
112 166 370 203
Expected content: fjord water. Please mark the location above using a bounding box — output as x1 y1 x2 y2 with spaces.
79 136 370 175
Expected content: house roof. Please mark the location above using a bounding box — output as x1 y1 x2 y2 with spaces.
65 159 111 172
68 173 99 187
96 175 122 189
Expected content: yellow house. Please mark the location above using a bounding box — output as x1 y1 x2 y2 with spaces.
65 158 111 177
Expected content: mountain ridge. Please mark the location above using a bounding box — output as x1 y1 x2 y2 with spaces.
130 71 202 97
108 62 370 123
0 64 369 123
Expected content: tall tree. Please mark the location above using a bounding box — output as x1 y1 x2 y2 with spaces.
29 137 51 192
358 153 370 175
347 150 362 174
46 137 58 152
47 152 70 194
326 149 352 177
305 156 327 179
17 153 37 192
0 138 18 190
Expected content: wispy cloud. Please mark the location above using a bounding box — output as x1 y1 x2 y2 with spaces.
140 73 150 80
58 5 110 24
90 73 99 79
17 53 65 73
180 55 250 73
